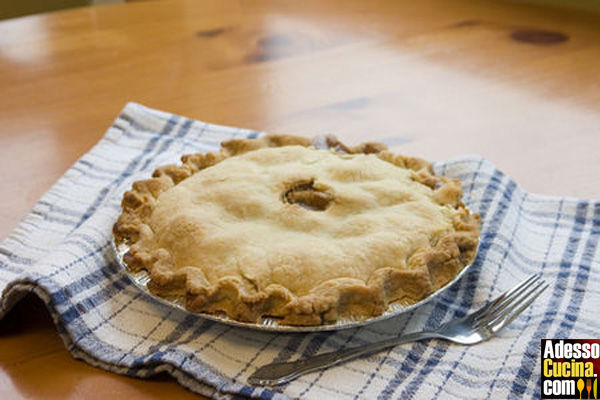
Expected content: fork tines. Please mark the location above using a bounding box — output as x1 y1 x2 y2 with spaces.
474 274 549 332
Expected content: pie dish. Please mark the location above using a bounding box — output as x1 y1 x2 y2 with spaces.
113 135 480 326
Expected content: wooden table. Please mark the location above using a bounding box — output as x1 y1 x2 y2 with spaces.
1 0 599 398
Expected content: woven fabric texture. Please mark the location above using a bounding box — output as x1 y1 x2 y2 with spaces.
1 103 598 399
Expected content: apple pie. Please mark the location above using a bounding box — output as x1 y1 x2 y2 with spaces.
113 135 480 325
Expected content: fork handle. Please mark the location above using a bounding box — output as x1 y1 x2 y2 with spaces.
247 331 439 386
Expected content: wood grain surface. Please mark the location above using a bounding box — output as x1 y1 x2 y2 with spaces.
1 0 599 398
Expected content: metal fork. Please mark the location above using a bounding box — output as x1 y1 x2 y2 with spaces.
248 274 548 386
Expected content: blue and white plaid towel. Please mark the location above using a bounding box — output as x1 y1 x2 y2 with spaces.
1 103 598 399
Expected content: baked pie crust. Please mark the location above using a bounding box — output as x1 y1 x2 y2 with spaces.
114 135 480 325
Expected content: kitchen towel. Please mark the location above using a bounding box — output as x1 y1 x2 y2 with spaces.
1 102 598 399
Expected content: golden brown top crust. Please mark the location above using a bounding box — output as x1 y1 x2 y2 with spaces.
114 135 480 326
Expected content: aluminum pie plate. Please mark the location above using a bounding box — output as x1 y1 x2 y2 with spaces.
113 240 475 333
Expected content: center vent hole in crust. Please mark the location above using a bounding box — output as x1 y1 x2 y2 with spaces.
283 179 333 211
